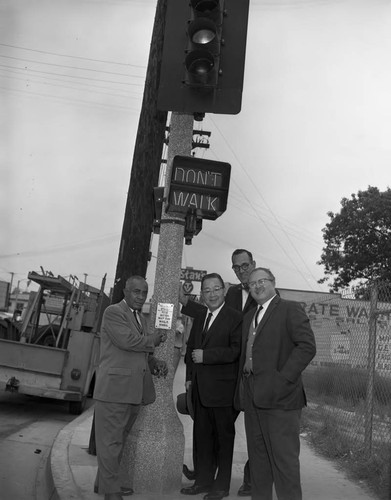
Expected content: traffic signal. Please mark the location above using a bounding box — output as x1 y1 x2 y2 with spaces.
157 0 250 116
183 0 223 90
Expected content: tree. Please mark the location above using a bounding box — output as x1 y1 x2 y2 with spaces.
318 186 391 292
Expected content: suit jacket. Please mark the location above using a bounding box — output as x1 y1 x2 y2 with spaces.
235 296 316 411
182 301 242 407
225 283 257 315
93 300 157 405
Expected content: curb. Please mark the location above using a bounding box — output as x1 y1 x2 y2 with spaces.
50 406 95 500
35 439 60 500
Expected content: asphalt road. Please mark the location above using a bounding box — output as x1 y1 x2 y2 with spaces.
0 390 94 500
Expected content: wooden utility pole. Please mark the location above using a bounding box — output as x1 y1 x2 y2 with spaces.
111 0 168 304
124 112 194 495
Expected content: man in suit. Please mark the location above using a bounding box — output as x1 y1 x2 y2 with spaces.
180 273 242 500
225 248 257 317
225 249 257 496
181 248 256 496
235 268 316 500
93 276 167 500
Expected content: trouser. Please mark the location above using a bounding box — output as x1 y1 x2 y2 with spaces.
243 375 302 500
94 400 141 494
192 381 236 491
233 408 251 487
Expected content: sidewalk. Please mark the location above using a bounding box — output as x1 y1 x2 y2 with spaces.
50 359 378 500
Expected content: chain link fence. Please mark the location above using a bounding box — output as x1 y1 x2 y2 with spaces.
289 281 391 496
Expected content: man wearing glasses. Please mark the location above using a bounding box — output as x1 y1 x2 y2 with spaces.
226 249 257 319
182 248 257 497
235 268 316 500
180 273 242 500
225 249 258 496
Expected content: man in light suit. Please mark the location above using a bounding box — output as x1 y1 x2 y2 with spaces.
180 273 242 500
93 276 167 500
235 268 316 500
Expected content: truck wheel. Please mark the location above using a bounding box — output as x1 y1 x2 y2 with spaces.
69 397 86 415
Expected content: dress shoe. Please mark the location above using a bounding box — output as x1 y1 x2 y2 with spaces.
104 493 123 500
237 482 252 496
95 486 133 495
203 490 229 500
180 484 211 495
183 464 196 481
120 486 134 495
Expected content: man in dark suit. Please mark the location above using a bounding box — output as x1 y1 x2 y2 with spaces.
181 248 256 496
225 249 257 497
225 248 257 316
93 276 167 500
180 273 242 500
235 268 316 500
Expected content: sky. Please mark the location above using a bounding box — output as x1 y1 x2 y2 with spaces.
1 0 391 297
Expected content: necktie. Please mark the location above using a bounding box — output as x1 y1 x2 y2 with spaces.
202 312 213 342
133 310 142 331
254 305 263 327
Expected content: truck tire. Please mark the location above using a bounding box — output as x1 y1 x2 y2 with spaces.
69 396 86 415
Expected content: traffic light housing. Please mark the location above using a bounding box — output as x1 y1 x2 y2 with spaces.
157 0 250 115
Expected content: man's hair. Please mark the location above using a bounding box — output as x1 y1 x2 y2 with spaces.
201 272 225 290
249 267 276 283
125 275 146 289
232 248 253 261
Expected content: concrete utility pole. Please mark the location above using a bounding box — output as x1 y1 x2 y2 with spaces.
123 112 194 494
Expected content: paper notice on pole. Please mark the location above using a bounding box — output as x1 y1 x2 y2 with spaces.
155 303 174 329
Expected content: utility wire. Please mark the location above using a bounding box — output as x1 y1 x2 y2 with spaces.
0 53 145 79
0 42 146 69
0 63 144 87
209 116 322 290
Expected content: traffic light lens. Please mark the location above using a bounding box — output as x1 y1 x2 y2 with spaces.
186 50 214 77
191 0 219 14
189 18 217 46
192 28 215 45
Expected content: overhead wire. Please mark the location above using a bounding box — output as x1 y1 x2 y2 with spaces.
208 116 322 290
0 42 146 69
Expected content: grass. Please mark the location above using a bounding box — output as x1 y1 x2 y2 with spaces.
301 365 391 500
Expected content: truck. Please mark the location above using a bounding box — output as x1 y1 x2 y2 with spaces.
0 271 110 414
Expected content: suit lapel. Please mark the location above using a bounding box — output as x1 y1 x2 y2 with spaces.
243 293 256 315
255 296 279 334
120 300 143 333
200 306 223 347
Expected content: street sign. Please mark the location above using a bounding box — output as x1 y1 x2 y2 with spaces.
182 281 194 294
180 268 207 281
167 155 231 220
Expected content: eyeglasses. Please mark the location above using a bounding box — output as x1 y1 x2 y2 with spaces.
202 286 224 295
232 263 250 273
248 278 273 288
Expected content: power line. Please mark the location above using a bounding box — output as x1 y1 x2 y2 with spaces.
0 85 140 112
0 62 144 87
0 233 121 260
0 42 146 69
0 53 145 79
0 70 142 100
209 116 322 290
